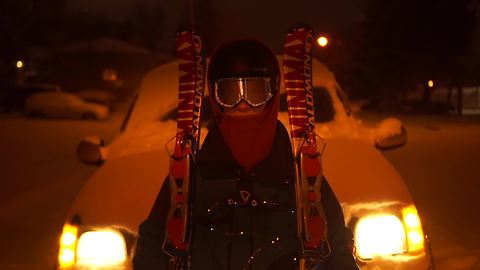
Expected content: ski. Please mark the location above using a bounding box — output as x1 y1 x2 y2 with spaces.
163 30 205 270
283 24 329 269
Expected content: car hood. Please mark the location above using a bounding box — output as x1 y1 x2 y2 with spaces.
66 126 413 232
66 148 167 231
323 137 412 205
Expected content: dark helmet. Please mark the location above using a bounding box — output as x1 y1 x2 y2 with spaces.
208 40 280 98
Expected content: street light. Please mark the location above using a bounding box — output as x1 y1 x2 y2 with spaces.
427 80 434 88
317 36 329 48
16 60 24 69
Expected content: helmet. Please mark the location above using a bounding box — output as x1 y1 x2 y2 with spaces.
208 40 280 108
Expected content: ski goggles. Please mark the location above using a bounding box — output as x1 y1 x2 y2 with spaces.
214 77 274 108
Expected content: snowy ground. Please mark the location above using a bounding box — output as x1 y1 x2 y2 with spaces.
0 112 125 270
0 109 479 270
359 112 480 270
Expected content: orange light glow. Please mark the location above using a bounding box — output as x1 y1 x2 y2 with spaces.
402 206 425 252
16 60 23 69
317 36 329 47
355 214 407 259
427 80 434 88
103 68 118 82
58 224 78 268
76 230 127 266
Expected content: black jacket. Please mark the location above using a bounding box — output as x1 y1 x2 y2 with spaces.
133 122 359 270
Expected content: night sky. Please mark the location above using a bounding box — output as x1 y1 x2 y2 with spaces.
66 0 369 53
65 0 480 58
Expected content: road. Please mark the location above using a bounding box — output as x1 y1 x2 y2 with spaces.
0 112 123 270
0 109 479 270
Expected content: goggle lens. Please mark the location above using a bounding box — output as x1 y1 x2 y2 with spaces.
215 79 243 107
244 78 271 104
215 77 273 108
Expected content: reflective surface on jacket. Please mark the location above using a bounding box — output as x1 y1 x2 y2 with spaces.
133 122 359 270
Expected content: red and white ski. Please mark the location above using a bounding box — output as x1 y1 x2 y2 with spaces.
283 24 329 269
163 30 205 270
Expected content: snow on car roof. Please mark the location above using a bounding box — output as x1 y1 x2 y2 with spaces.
126 57 346 132
109 57 380 160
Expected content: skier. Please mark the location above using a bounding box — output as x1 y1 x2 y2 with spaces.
133 39 359 270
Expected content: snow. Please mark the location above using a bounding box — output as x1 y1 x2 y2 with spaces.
0 114 123 269
2 108 480 270
117 57 402 156
375 117 404 140
76 90 116 102
124 61 179 134
362 112 480 270
25 92 110 120
2 59 480 269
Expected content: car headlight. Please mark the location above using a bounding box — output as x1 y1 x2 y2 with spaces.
354 205 425 260
58 224 127 269
355 214 407 259
402 205 425 252
58 224 78 268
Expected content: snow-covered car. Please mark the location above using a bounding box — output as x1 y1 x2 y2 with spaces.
25 92 110 120
56 60 434 270
2 83 62 112
76 89 116 111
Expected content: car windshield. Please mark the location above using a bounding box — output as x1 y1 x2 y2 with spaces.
335 84 353 117
313 87 335 123
280 87 336 123
120 93 139 133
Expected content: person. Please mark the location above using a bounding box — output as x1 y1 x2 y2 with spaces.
133 39 359 270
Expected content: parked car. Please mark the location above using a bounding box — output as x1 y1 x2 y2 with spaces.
25 92 110 120
2 83 61 112
57 60 434 270
76 89 116 111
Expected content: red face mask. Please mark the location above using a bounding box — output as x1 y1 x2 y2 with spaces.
209 93 280 171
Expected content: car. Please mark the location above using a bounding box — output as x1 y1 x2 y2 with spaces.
56 59 434 270
25 92 110 120
2 83 62 112
75 89 116 111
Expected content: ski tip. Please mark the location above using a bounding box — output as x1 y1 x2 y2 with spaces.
175 29 203 52
287 23 313 33
176 28 197 37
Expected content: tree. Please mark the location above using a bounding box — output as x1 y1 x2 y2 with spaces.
0 0 66 89
351 0 477 103
125 0 167 51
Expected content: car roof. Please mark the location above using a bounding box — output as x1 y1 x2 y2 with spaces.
124 57 346 133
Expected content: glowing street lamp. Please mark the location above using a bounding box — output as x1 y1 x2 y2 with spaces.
317 36 329 48
427 80 434 88
16 60 24 69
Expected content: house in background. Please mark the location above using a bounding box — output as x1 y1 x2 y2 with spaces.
408 79 480 115
430 85 480 115
25 37 171 99
53 37 171 98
